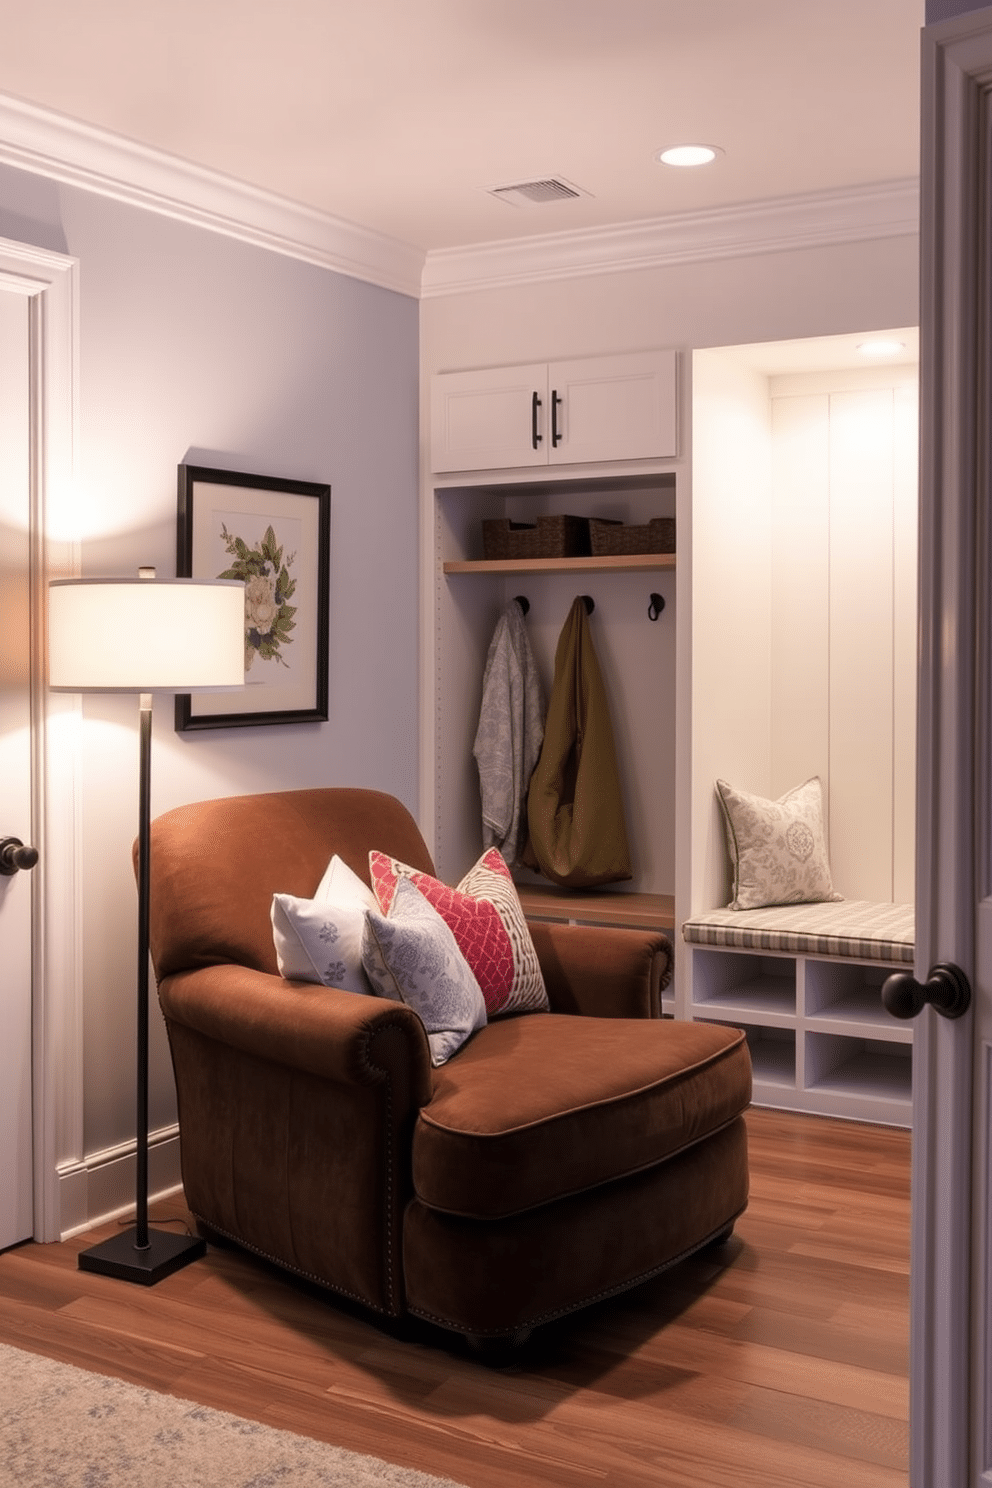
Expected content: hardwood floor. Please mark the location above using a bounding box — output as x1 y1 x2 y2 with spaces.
0 1107 910 1488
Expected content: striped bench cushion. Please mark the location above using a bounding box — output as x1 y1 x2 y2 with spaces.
682 900 914 964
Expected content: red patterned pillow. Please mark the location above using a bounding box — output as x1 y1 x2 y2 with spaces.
368 848 549 1017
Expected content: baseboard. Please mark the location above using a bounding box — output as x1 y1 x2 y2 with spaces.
56 1125 183 1240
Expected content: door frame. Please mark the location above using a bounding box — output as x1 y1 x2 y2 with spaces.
0 236 80 1243
916 10 992 1484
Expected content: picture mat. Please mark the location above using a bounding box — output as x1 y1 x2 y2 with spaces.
189 481 321 718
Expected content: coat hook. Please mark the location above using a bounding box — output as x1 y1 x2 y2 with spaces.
513 595 530 615
648 592 666 622
581 595 595 615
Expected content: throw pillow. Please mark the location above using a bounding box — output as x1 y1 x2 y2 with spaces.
313 853 379 912
361 876 487 1066
716 776 843 911
368 847 549 1017
271 854 378 993
271 892 374 994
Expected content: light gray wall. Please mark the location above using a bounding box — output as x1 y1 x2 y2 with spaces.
0 164 420 1156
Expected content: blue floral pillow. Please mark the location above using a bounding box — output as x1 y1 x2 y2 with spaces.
361 877 487 1065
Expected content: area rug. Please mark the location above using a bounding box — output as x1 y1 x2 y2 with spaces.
1 1342 467 1488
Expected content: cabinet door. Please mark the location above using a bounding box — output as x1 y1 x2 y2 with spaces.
548 350 678 464
430 363 548 472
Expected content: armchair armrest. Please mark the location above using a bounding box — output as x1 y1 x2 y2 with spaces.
157 962 435 1317
159 962 434 1101
528 921 673 1019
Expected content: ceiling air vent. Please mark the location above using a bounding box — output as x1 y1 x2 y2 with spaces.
488 177 586 207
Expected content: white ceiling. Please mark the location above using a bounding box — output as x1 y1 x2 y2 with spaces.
0 0 925 256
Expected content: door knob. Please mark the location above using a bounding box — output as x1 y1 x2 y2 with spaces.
0 836 39 876
881 962 971 1020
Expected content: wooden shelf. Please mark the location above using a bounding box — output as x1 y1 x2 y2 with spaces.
444 553 676 576
517 884 675 932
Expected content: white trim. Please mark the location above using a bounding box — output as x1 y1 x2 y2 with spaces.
0 233 83 1244
57 1125 183 1239
420 178 921 297
0 91 425 300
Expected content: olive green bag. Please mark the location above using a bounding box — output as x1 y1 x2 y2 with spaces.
523 597 632 888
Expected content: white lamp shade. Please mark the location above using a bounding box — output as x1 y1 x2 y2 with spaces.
49 578 246 692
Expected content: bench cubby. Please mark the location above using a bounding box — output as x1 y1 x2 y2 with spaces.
682 901 915 1127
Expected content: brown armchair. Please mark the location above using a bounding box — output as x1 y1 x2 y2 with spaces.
148 788 750 1344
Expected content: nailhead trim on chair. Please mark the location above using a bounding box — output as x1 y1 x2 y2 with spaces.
405 1205 748 1338
189 1211 398 1315
359 1016 432 1316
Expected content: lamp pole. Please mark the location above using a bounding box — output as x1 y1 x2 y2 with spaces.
134 692 152 1253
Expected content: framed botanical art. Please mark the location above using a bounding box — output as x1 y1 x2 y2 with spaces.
175 464 330 730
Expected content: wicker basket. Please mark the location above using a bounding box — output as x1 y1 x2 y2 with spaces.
482 514 591 560
589 516 676 556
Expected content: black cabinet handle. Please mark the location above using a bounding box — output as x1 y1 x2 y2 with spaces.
552 390 563 447
531 391 542 450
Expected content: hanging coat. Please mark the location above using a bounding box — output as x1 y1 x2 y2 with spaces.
524 597 632 887
472 598 545 868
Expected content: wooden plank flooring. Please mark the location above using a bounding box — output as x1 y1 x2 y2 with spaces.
0 1108 909 1487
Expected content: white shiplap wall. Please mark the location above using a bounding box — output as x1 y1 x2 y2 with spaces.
769 368 918 902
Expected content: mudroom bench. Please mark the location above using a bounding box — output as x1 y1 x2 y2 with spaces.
681 900 915 1127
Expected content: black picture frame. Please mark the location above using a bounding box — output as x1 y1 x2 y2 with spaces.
175 464 330 731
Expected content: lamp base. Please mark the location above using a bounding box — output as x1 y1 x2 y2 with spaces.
78 1226 206 1285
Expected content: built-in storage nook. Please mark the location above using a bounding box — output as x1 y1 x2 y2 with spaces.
428 349 684 1003
426 329 919 1126
683 329 919 1125
432 471 680 950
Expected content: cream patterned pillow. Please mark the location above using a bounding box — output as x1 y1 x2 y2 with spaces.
716 776 842 911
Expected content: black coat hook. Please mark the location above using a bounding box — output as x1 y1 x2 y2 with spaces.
580 595 594 615
513 595 530 615
648 592 666 622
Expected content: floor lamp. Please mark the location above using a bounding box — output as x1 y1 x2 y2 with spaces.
48 569 244 1285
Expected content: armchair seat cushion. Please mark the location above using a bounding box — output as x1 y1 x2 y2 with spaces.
412 1015 751 1220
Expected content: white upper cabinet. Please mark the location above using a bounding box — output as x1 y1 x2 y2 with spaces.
430 349 678 473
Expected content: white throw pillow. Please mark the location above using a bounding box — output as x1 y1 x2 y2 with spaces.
361 876 487 1066
313 853 378 912
271 876 375 995
716 776 843 911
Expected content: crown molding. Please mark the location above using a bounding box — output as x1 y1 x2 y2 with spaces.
0 91 425 299
0 92 919 302
420 178 921 297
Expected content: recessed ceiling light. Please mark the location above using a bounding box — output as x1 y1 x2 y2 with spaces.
856 339 906 358
656 144 722 168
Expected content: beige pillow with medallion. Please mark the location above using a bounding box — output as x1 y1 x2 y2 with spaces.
716 776 843 911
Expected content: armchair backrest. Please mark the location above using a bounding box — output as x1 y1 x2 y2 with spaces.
146 787 434 981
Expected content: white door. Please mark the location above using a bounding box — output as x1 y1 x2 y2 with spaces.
914 11 992 1485
0 284 36 1249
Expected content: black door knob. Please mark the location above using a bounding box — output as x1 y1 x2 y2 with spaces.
881 962 971 1020
0 837 39 876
